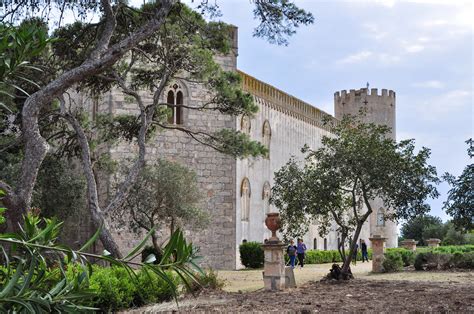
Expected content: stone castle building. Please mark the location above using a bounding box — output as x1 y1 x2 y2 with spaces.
82 27 398 269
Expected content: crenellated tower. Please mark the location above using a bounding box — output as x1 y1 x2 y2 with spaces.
334 88 396 139
334 87 398 248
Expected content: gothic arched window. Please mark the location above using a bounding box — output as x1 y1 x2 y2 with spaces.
377 208 385 226
166 83 184 125
262 181 271 214
262 120 271 151
241 178 251 221
241 115 251 134
324 238 328 250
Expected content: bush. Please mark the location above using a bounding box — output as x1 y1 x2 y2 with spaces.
386 248 415 266
88 266 138 311
382 251 403 272
85 265 180 311
189 269 225 292
135 269 178 305
451 252 474 269
239 242 264 268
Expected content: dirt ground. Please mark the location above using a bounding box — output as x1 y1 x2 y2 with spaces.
128 264 474 313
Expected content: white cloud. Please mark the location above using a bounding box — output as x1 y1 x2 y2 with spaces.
362 23 388 40
337 51 373 64
413 89 472 121
404 44 425 53
412 80 445 89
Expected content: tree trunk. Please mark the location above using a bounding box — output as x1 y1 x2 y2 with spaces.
0 0 175 241
341 222 364 275
151 230 160 253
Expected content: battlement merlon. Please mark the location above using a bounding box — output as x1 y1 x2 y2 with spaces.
238 70 338 132
334 88 396 102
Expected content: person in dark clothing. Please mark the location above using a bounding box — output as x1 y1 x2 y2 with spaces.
287 239 297 269
296 238 307 268
352 243 359 265
361 239 369 262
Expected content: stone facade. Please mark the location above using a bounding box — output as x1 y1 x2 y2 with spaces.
78 27 398 269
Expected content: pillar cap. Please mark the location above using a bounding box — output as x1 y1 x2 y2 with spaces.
369 235 387 241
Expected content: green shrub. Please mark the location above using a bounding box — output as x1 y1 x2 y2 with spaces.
88 266 138 311
239 242 264 268
382 251 403 272
189 269 225 292
135 269 178 305
289 248 372 265
387 248 415 266
451 252 474 269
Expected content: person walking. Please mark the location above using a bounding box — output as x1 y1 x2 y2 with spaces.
287 239 297 269
296 238 307 268
361 239 369 262
352 243 359 265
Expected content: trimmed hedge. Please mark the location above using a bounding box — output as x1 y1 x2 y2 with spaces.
386 248 415 266
285 249 373 265
239 242 264 269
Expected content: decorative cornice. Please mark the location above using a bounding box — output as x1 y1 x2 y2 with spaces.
237 70 338 131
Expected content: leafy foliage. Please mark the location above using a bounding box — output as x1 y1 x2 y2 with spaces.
443 139 473 231
382 251 404 272
0 214 203 312
401 216 470 246
114 159 209 250
272 114 440 274
252 0 314 45
0 22 50 112
239 241 264 269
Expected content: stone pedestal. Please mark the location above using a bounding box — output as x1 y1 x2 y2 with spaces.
262 242 286 291
426 238 441 248
285 267 296 288
369 235 387 273
400 239 418 251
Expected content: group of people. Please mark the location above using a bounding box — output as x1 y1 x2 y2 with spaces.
286 239 307 269
286 238 369 269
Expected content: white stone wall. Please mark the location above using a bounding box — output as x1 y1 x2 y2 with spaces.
235 95 348 268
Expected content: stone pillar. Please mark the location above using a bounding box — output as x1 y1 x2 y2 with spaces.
262 242 286 291
369 235 387 273
426 238 441 248
400 239 418 251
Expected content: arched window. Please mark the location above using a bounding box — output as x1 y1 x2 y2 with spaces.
377 208 385 226
166 83 184 125
262 181 271 214
313 238 317 250
262 120 271 151
324 238 328 250
241 178 251 221
241 115 251 134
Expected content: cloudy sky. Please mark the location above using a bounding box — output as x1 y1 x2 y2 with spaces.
183 0 472 220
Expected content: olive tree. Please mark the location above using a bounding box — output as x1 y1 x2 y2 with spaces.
272 115 440 278
113 159 209 253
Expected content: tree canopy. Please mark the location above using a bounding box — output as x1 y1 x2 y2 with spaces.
443 139 473 231
0 0 314 257
271 114 440 277
113 159 209 252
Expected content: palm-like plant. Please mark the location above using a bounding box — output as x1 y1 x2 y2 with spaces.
0 212 202 313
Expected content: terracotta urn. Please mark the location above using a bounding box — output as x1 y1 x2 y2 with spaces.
265 213 281 241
